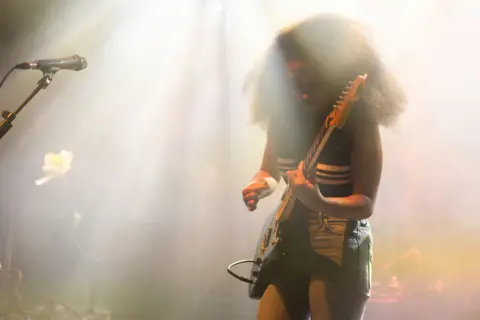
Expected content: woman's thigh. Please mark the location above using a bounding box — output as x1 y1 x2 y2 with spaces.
257 284 291 320
309 230 372 320
309 274 369 320
308 275 332 320
257 262 311 320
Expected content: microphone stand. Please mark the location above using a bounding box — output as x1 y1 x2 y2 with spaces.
0 69 104 320
0 70 56 320
0 70 56 140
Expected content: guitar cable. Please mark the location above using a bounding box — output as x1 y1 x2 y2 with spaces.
227 259 255 284
0 66 16 91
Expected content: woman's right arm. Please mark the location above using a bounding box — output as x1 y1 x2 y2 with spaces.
254 129 281 182
242 128 281 211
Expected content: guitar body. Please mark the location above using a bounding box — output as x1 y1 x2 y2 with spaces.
248 201 311 300
248 209 280 299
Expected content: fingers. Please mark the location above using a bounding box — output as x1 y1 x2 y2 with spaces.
286 170 296 183
243 191 259 211
245 197 258 211
287 168 305 185
243 192 258 202
242 180 270 212
298 161 304 171
242 185 253 196
295 161 305 181
286 165 310 198
242 181 266 196
287 162 305 182
246 200 257 211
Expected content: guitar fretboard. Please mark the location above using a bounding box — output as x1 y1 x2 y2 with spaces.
274 119 337 223
303 111 336 179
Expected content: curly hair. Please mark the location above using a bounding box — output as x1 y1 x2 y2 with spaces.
245 13 407 129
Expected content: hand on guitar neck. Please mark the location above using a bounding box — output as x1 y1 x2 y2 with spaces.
286 161 324 211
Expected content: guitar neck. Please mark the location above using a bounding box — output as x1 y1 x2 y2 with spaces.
273 74 365 224
303 124 336 179
276 124 337 221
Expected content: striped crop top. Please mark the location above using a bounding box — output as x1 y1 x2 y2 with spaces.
274 115 355 199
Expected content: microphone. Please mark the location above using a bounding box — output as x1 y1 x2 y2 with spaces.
15 55 87 71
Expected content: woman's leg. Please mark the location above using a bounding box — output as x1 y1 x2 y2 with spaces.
337 224 372 320
257 284 291 320
257 261 311 320
309 274 332 320
309 272 369 320
309 225 372 320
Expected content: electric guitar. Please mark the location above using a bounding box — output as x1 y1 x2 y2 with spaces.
244 74 368 299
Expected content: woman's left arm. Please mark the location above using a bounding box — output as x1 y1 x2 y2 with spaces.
288 114 383 220
319 115 383 220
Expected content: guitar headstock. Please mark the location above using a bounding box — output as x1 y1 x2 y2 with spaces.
330 74 368 129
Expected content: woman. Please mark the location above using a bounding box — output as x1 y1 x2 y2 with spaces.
242 14 406 320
